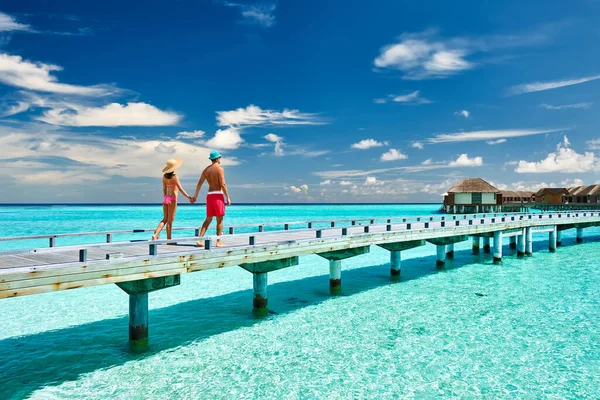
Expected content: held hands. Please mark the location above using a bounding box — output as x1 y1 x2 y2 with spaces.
188 195 196 204
227 198 231 206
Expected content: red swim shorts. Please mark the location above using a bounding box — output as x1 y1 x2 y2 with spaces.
206 193 225 217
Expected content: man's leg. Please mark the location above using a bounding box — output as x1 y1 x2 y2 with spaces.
215 216 224 247
196 216 213 247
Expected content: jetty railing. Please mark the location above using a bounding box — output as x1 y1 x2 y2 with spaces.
0 210 598 350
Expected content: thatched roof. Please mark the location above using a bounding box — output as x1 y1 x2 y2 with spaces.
568 185 600 196
448 178 499 193
535 188 569 196
499 190 535 198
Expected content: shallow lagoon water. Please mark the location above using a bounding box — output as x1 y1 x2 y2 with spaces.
0 205 598 399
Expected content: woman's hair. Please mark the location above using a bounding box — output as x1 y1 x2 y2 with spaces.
164 172 174 179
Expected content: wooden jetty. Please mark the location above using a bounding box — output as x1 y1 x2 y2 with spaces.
1 211 599 349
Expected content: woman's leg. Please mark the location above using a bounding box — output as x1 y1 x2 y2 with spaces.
152 203 168 240
166 202 177 241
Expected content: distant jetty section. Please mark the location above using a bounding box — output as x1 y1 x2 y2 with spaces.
443 178 600 213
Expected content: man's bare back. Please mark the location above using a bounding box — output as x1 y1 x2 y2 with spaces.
192 152 231 247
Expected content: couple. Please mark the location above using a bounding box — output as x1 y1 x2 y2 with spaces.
152 150 231 247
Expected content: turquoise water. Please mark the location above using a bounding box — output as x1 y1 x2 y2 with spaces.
0 205 598 399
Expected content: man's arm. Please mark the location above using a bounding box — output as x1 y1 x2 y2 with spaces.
193 172 206 201
219 167 231 205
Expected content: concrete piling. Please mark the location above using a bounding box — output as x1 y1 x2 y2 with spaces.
472 236 480 254
253 273 268 311
517 230 525 257
128 293 148 349
576 227 584 243
509 236 517 250
446 243 454 259
549 226 557 252
493 231 503 264
483 237 491 253
525 227 533 255
436 245 445 267
557 230 562 247
390 251 401 277
329 260 342 293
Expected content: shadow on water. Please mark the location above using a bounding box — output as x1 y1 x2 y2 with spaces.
0 235 593 399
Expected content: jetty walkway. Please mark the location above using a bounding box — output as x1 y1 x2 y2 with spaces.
1 210 599 348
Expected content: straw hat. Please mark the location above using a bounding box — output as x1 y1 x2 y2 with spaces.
162 158 183 173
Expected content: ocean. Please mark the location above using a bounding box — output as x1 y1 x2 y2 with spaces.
0 204 598 399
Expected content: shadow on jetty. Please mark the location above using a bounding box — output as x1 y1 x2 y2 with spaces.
0 234 592 399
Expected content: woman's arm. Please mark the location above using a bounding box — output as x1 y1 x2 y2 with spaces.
175 176 192 199
162 177 167 196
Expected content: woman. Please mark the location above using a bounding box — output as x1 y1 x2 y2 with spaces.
152 158 193 242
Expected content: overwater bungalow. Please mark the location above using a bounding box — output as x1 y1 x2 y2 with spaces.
442 178 532 214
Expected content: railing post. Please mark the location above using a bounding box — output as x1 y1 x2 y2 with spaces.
106 234 112 243
79 249 88 262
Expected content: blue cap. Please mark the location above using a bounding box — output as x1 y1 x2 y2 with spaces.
209 150 222 160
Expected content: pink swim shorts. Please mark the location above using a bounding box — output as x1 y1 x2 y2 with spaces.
206 193 225 217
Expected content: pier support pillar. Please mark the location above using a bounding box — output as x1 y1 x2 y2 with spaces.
317 246 369 294
576 227 584 243
329 260 342 292
128 293 148 348
116 275 181 351
378 241 425 279
472 236 480 254
390 251 401 278
525 227 533 255
446 244 454 259
240 257 299 312
483 237 491 253
517 230 525 257
557 230 562 247
509 236 517 250
253 272 268 312
493 231 503 264
436 245 445 268
549 226 557 252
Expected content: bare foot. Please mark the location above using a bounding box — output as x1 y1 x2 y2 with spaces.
215 241 226 248
196 241 204 248
151 234 158 241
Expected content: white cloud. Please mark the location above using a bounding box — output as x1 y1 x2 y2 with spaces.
422 158 432 165
274 141 284 156
539 102 593 110
508 74 600 95
448 153 483 166
374 90 431 105
428 128 562 143
290 184 308 194
176 130 205 140
455 109 470 118
217 104 322 127
515 136 599 173
204 128 243 150
487 138 506 145
587 139 600 150
0 12 33 32
223 2 276 27
380 148 407 162
155 143 176 154
339 180 353 186
0 54 118 95
374 28 551 80
0 127 240 183
373 31 474 79
411 141 424 149
0 101 30 117
364 176 383 186
351 138 387 149
264 133 283 142
37 102 182 127
320 180 332 185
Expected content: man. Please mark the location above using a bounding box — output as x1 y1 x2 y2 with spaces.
192 150 231 247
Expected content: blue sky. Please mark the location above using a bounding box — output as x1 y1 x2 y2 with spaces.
1 0 600 203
